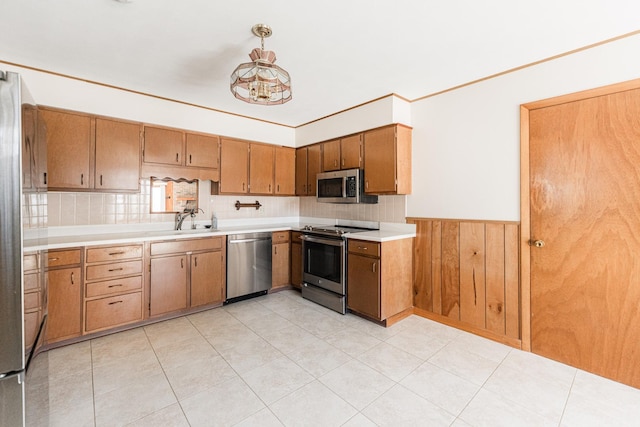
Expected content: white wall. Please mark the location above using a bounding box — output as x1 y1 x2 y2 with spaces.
407 33 640 221
2 63 295 146
295 95 411 146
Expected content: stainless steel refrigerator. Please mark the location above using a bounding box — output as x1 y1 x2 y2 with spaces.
0 71 46 427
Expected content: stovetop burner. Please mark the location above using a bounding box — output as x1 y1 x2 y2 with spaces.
301 224 377 237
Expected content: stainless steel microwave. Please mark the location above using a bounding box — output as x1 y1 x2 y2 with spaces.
316 168 378 204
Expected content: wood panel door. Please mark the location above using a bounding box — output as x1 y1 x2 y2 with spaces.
249 144 274 194
347 253 381 319
190 250 223 307
143 126 184 166
306 144 321 196
272 242 290 288
363 126 396 193
149 255 188 316
528 87 640 388
220 139 249 193
274 146 295 195
46 267 82 342
41 109 92 190
322 139 341 171
295 147 308 195
341 134 362 170
95 118 141 191
186 133 219 169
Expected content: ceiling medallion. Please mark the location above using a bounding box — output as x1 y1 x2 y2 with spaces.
230 24 292 105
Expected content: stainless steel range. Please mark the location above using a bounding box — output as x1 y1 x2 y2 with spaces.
300 224 376 314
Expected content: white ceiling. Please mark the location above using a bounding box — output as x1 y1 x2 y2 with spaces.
2 0 639 127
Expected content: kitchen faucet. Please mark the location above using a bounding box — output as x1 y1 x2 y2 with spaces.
175 208 205 230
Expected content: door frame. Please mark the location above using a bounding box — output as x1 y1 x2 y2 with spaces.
519 77 640 351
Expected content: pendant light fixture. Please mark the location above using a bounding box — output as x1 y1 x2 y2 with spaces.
230 24 292 105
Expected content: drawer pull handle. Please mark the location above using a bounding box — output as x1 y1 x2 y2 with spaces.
49 257 59 262
108 300 123 305
108 284 123 288
358 246 368 250
108 267 124 272
108 251 125 256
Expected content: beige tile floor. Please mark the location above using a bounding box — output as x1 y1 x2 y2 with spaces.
25 289 640 426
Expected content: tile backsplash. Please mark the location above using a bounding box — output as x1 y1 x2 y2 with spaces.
25 179 407 229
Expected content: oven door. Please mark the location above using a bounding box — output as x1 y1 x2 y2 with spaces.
301 234 345 295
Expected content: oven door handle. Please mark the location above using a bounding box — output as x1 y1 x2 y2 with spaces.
300 234 344 247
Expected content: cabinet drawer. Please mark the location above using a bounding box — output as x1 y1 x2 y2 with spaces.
86 245 142 263
348 240 380 257
47 249 81 268
272 231 289 243
85 260 142 281
85 292 142 332
24 291 41 311
86 275 142 298
24 272 40 292
151 237 222 256
24 253 39 272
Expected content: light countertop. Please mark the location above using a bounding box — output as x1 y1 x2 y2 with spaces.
24 219 416 251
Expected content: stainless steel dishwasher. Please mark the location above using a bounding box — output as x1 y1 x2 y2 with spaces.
226 232 272 303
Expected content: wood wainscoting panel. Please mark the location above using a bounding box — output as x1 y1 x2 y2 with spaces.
408 218 520 345
441 221 460 319
459 222 486 329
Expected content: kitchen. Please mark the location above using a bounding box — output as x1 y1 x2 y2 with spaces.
2 1 640 425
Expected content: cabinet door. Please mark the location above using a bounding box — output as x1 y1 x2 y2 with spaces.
220 138 249 193
347 254 380 319
143 126 184 166
21 105 37 190
272 242 290 289
341 134 362 170
249 144 274 194
46 267 82 342
290 239 302 288
150 255 188 316
186 133 219 169
274 146 295 195
191 250 224 307
41 109 91 190
363 126 396 193
307 144 322 196
295 147 308 195
95 118 141 191
322 139 341 171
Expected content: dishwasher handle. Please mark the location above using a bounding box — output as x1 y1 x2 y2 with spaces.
228 237 272 244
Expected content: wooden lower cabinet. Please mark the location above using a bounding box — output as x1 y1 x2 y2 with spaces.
347 238 413 324
150 255 188 316
46 249 83 343
84 244 144 333
272 231 290 289
24 253 44 351
290 232 302 288
149 237 226 317
191 250 224 307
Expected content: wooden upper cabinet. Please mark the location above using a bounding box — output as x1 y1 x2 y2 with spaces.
143 126 183 166
95 118 141 191
220 138 249 193
363 124 412 195
307 144 321 196
341 133 363 170
295 147 308 196
274 146 295 195
322 139 341 172
41 108 92 190
186 133 219 169
295 144 322 196
249 143 274 194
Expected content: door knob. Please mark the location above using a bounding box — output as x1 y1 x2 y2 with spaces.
530 239 546 248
